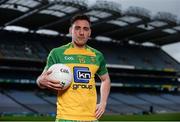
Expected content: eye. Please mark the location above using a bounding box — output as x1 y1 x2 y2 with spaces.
75 26 80 30
84 27 90 31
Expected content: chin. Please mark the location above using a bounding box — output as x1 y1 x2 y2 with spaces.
75 40 87 47
76 42 86 47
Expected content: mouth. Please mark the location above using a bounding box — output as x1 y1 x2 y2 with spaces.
77 37 85 41
78 37 85 39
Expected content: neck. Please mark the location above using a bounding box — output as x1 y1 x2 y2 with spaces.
72 41 86 49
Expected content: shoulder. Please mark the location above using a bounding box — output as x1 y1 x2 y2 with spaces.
50 43 71 54
87 45 106 64
86 45 103 56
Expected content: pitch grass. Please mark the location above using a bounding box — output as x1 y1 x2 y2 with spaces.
0 113 180 121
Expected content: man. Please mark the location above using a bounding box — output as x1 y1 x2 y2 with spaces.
36 14 111 122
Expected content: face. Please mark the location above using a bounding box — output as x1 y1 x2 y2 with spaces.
70 19 91 47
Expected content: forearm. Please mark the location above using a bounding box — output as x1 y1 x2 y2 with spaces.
95 76 110 119
100 78 111 104
36 69 47 89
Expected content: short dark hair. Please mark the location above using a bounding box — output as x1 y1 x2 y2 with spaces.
71 13 91 26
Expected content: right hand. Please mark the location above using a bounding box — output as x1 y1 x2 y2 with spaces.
37 70 64 91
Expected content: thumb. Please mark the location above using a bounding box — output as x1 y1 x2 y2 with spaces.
96 104 99 111
45 70 52 75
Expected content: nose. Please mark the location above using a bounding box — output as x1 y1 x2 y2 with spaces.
79 29 84 35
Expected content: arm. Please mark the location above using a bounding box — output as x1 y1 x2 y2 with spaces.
96 73 111 119
36 70 48 89
36 69 63 91
36 49 63 91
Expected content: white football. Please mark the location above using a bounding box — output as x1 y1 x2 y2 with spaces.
47 64 72 90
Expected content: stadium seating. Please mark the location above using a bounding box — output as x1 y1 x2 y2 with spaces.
92 42 180 71
0 31 179 72
0 91 31 113
136 93 180 112
161 94 180 104
1 88 180 115
3 90 56 114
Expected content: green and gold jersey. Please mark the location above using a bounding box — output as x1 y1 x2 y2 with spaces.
45 43 108 121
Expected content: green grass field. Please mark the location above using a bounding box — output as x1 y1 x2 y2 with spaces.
1 113 180 121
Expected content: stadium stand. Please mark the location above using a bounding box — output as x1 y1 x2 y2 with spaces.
0 31 179 72
91 41 180 71
0 91 31 114
5 90 56 114
0 30 180 115
161 94 180 104
2 87 180 115
136 93 179 112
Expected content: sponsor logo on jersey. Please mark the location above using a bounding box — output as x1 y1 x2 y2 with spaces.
73 67 91 83
72 84 93 90
64 56 74 60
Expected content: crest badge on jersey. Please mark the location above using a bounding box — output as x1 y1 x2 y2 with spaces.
90 56 96 63
77 56 86 63
73 67 91 83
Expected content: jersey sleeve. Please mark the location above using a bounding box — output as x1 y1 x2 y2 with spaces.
44 49 56 70
96 54 108 76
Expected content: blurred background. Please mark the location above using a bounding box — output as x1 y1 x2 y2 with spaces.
0 0 180 121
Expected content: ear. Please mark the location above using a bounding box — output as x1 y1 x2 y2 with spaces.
69 27 72 35
88 28 91 37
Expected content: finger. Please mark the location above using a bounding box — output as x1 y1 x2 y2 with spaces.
48 84 63 91
41 70 49 75
48 81 62 89
96 105 105 119
97 112 103 119
95 107 101 117
47 85 60 91
95 105 101 114
47 79 60 84
96 109 101 117
96 104 99 111
96 109 104 119
95 105 100 117
46 70 52 75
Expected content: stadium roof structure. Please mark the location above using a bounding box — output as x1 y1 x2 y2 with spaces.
0 0 180 46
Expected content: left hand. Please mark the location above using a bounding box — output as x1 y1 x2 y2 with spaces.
95 102 107 119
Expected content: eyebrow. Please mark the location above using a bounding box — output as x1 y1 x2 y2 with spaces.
74 25 90 29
